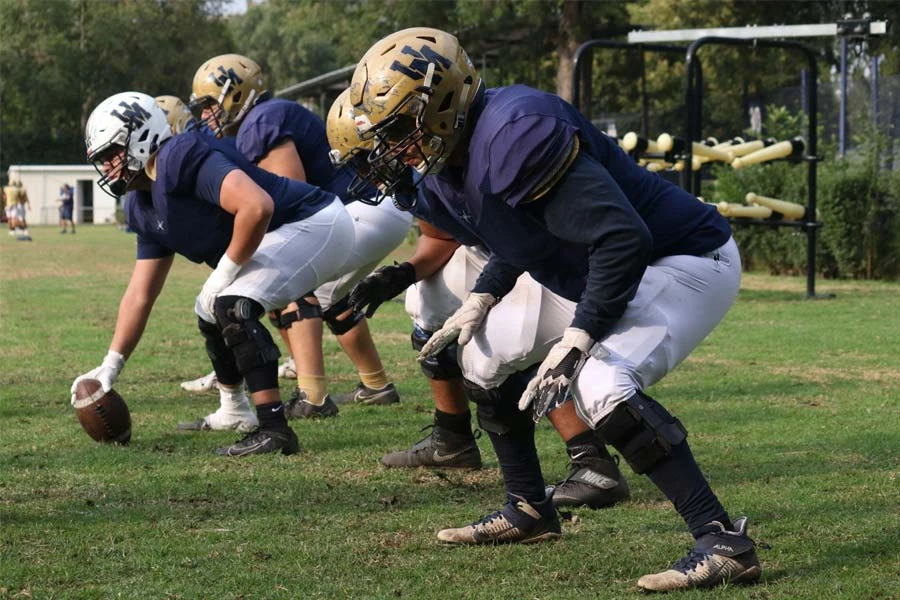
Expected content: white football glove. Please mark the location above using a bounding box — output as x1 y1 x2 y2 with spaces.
417 292 497 360
70 350 125 405
519 328 595 421
197 254 241 319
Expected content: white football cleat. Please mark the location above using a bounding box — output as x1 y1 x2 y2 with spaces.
177 408 258 433
277 357 297 379
180 371 218 393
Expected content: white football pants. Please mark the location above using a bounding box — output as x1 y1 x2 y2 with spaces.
404 238 741 426
195 198 354 320
314 198 413 310
460 238 742 426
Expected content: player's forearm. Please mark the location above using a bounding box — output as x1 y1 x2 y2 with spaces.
408 234 460 281
108 291 156 360
226 202 271 265
471 254 523 300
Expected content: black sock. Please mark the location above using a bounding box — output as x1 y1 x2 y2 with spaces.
565 430 614 459
485 425 546 504
434 409 473 436
646 441 731 537
256 401 288 430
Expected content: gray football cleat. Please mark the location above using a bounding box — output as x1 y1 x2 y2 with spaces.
381 424 481 468
332 382 400 406
637 517 762 592
437 493 561 545
214 427 299 457
284 389 339 419
550 444 630 509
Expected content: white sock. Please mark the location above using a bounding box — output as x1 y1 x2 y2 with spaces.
218 384 251 414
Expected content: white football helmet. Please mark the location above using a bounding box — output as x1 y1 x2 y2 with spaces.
85 92 171 196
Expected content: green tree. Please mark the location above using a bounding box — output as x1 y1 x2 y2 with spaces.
0 0 233 175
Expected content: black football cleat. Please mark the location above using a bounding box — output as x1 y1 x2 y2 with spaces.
437 493 562 545
550 443 630 509
637 517 762 592
284 389 338 419
215 427 299 457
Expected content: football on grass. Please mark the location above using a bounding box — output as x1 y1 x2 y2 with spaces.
73 378 132 444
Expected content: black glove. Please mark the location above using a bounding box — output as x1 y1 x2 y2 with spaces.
349 261 417 318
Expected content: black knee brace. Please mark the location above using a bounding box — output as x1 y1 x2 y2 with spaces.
323 294 364 335
595 391 688 475
464 373 533 436
215 296 281 390
269 293 322 329
411 324 461 380
197 317 241 386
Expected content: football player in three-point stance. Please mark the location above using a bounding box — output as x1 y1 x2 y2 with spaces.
72 91 354 456
342 27 762 592
330 90 631 509
183 54 411 422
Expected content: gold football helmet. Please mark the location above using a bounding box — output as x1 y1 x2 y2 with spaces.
326 89 368 166
349 27 482 188
155 95 196 135
326 89 383 204
189 54 267 137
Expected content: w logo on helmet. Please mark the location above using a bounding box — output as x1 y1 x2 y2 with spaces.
390 44 451 85
211 66 244 88
111 101 152 128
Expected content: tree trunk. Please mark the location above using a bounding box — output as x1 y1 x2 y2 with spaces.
555 0 583 103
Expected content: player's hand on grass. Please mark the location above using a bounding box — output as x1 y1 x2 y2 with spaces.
349 262 416 318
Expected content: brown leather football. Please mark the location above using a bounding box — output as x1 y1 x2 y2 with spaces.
73 378 132 444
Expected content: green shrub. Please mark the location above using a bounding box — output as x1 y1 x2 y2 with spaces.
817 137 900 279
709 106 900 280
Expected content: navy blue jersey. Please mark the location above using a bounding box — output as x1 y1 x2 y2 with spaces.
125 131 336 267
236 98 362 200
424 85 730 262
420 85 732 340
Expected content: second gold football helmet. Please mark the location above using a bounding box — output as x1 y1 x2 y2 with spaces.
189 54 267 137
155 95 196 135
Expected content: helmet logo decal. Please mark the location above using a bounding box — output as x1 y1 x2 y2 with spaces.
210 66 244 88
389 44 451 85
111 101 152 128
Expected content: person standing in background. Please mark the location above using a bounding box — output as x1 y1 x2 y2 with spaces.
58 183 75 234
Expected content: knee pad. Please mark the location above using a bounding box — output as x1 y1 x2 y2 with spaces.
411 324 461 380
215 296 281 376
464 374 533 436
197 317 229 365
595 391 688 474
322 295 364 336
197 317 241 385
269 293 322 330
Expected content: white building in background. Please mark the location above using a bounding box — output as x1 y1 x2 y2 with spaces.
6 165 117 226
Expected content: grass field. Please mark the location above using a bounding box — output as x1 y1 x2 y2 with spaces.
1 225 898 599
